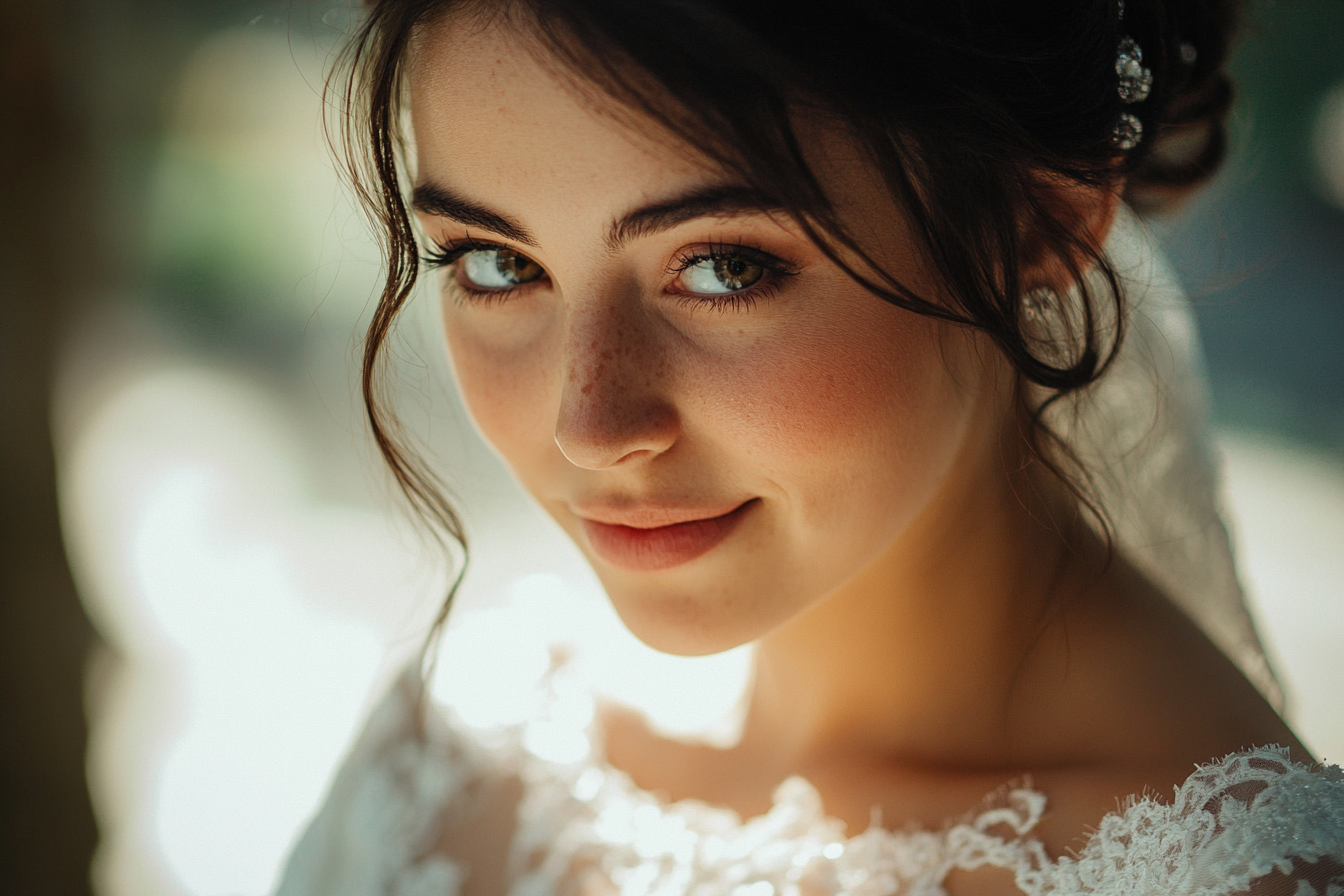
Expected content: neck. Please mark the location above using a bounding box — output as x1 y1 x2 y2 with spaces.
745 419 1090 771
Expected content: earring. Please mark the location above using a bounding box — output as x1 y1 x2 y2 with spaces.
1022 287 1055 323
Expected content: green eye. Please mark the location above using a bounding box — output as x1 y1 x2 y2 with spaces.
458 248 545 290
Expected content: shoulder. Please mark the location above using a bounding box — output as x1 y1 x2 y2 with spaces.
1031 747 1344 896
275 670 517 896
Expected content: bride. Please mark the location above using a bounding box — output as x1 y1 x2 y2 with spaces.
279 0 1343 894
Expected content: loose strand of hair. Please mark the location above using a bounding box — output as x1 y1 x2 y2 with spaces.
329 1 470 714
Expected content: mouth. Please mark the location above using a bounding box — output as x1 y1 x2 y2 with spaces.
577 499 757 572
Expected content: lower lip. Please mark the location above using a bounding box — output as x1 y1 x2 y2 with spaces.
581 501 756 572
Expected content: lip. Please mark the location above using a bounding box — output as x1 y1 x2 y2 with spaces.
577 499 756 571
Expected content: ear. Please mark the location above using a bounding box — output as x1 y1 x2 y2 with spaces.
1019 176 1122 295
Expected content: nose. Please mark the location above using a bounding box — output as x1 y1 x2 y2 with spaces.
553 300 679 470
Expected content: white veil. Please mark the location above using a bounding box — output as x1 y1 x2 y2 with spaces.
1053 207 1282 708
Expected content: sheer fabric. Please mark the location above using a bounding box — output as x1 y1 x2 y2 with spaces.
275 211 1342 895
1051 209 1281 706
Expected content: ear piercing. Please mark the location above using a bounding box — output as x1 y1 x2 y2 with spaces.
1022 287 1056 324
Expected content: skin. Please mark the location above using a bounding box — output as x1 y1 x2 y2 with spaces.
408 12 1307 895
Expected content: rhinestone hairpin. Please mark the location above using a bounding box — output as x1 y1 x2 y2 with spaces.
1116 37 1153 104
1110 0 1152 150
1112 113 1143 151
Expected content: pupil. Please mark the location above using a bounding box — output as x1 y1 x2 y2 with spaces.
494 249 541 285
714 256 759 291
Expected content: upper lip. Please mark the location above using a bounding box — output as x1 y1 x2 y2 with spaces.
571 500 751 529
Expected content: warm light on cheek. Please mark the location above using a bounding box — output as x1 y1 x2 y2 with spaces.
694 310 960 466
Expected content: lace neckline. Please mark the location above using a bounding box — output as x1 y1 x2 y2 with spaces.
512 715 1336 896
495 671 1340 896
276 667 1343 896
520 664 1046 839
549 751 1049 885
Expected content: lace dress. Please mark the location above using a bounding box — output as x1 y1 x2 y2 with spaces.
274 665 1344 896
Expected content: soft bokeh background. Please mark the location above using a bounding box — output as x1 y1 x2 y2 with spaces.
5 1 1342 894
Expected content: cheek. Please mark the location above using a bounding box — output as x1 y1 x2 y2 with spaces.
443 308 557 473
692 303 975 527
701 307 967 460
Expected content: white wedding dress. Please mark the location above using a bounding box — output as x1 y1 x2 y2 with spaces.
274 212 1344 896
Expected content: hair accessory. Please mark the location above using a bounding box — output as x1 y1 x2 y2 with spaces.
1110 0 1152 150
1112 113 1143 151
1116 37 1154 104
1179 41 1198 65
1111 38 1152 149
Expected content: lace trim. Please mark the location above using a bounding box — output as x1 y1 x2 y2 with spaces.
511 742 1344 896
1028 749 1344 896
278 672 1344 896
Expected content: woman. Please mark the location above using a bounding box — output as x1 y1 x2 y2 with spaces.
278 1 1344 894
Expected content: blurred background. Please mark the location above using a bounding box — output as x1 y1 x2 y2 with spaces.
0 0 1340 893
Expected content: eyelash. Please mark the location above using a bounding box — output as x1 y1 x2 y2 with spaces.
421 238 798 310
421 238 530 304
666 242 798 312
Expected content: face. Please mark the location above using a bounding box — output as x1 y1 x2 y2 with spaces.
408 15 1006 656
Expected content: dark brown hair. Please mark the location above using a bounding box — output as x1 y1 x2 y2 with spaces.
328 0 1239 642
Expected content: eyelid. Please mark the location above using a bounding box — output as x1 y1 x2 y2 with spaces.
665 241 800 278
664 241 800 312
422 237 550 306
421 236 531 269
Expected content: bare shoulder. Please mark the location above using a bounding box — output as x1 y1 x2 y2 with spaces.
1013 550 1313 851
1025 548 1306 754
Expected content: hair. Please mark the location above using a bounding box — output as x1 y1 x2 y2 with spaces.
327 0 1240 654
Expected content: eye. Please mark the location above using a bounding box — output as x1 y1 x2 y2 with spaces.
457 247 545 291
678 255 766 295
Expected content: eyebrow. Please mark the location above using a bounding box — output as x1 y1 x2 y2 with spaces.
603 185 788 251
411 182 788 252
411 183 538 246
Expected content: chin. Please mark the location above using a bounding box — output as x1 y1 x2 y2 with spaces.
602 581 764 658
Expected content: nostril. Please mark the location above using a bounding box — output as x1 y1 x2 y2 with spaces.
553 396 679 470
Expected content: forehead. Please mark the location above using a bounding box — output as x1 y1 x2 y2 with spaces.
407 14 723 216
